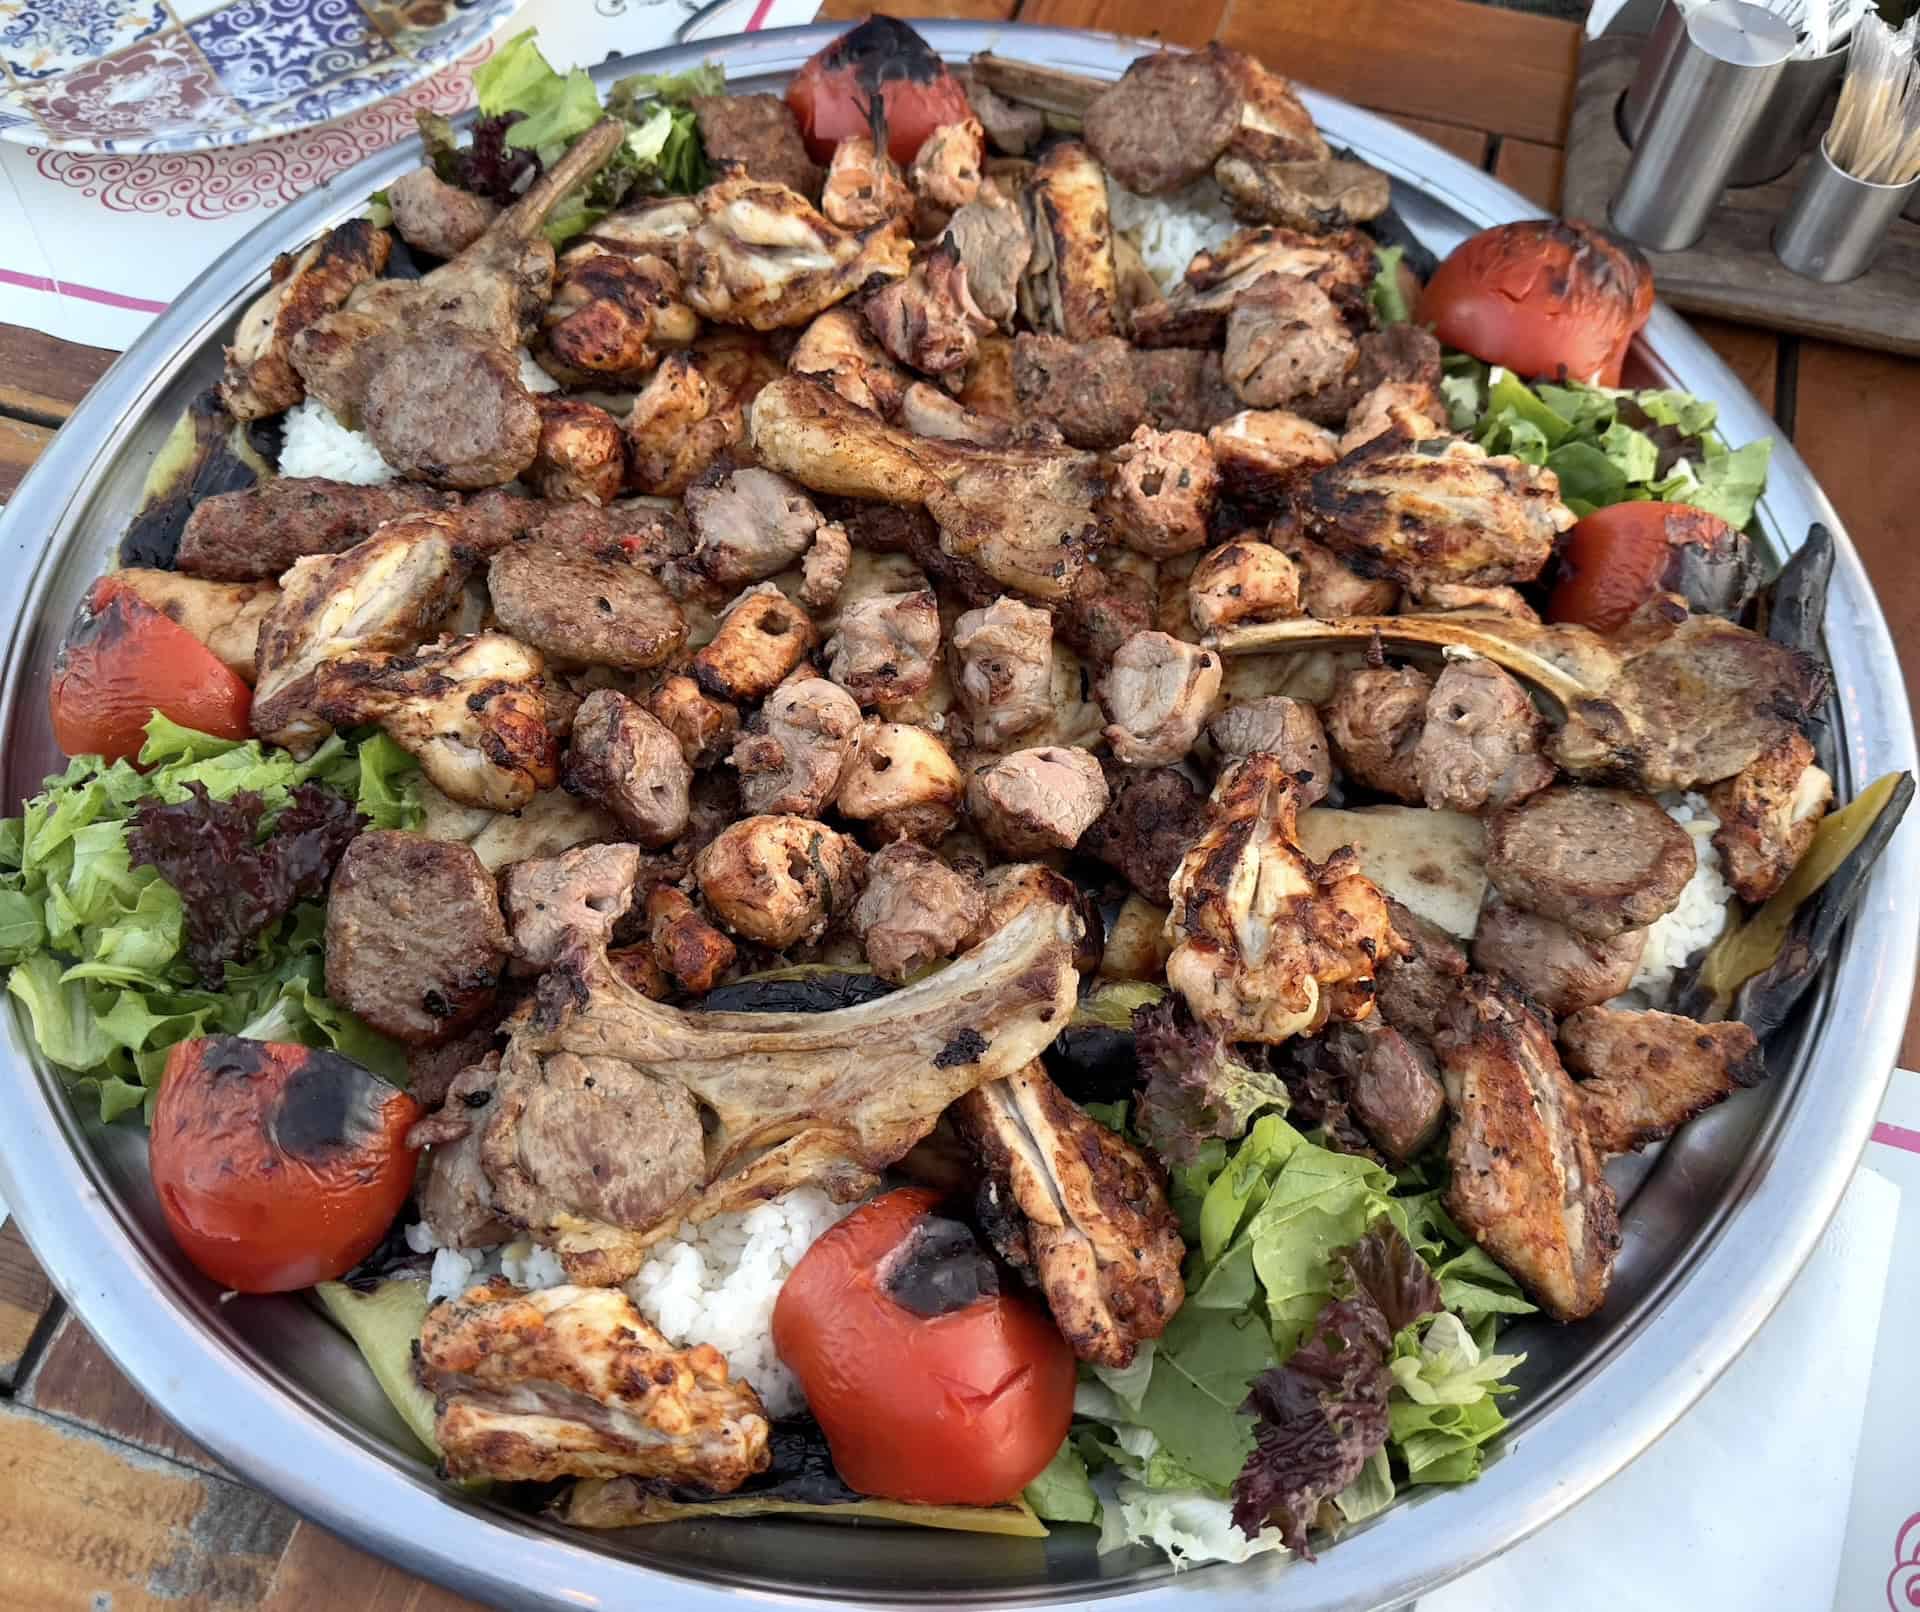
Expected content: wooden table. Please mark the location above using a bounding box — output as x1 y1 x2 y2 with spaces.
1 0 1915 1605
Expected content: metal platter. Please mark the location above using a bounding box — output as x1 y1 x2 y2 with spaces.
0 21 1914 1612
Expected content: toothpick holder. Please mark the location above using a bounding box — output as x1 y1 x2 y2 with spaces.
1774 136 1920 280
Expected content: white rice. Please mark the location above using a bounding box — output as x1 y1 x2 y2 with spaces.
1627 792 1735 1005
276 347 555 485
627 1188 857 1418
405 1221 569 1305
1106 178 1239 292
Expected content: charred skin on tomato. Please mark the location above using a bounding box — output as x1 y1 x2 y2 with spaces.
1548 502 1756 634
787 17 975 166
151 1036 420 1293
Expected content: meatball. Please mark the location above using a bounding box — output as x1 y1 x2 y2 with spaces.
729 677 862 817
852 841 986 984
325 831 507 1045
694 816 866 949
1471 900 1648 1019
488 540 687 671
1485 787 1697 941
1100 632 1223 768
1322 665 1432 802
562 690 693 849
966 746 1110 856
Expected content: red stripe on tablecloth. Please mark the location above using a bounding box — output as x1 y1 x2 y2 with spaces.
1872 1122 1920 1156
745 0 778 29
0 267 168 313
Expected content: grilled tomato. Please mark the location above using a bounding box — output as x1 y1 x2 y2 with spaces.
787 17 974 166
772 1187 1074 1506
49 576 252 764
1419 219 1654 388
151 1036 421 1293
1549 501 1752 633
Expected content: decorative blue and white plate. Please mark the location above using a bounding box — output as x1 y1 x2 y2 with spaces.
0 0 522 153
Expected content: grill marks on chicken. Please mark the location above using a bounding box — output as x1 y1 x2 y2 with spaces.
1018 140 1121 342
1707 732 1833 903
864 237 993 375
539 246 698 388
1559 1007 1765 1157
420 1279 772 1489
1131 225 1375 352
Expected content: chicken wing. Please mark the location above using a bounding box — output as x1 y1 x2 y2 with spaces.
953 1062 1185 1368
313 631 558 811
1558 1005 1766 1157
679 177 911 331
419 1279 772 1490
1438 978 1620 1322
821 132 915 231
222 218 390 420
1167 752 1405 1043
538 245 698 387
1017 140 1121 341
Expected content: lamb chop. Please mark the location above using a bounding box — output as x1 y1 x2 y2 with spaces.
289 120 626 488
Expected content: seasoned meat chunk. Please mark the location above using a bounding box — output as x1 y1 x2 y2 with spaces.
864 238 992 376
950 596 1053 747
1132 347 1241 434
1213 154 1391 232
800 520 852 608
1415 658 1555 815
527 398 625 506
1471 900 1647 1020
499 843 641 973
910 118 986 211
1206 695 1329 804
1485 787 1696 941
691 93 823 200
1100 632 1223 767
967 746 1110 856
177 479 455 582
694 815 866 947
1559 1006 1766 1156
1207 409 1339 504
826 588 941 708
563 690 693 849
684 467 826 588
1322 664 1433 802
539 247 697 388
692 583 818 703
954 66 1045 156
1108 426 1218 559
1214 44 1329 165
646 885 737 995
1322 1019 1446 1162
821 133 914 231
1131 224 1372 351
788 305 910 417
944 183 1031 327
851 841 985 984
1084 46 1241 194
325 830 507 1045
1375 897 1468 1043
388 165 499 259
646 675 740 769
488 540 687 671
1187 539 1303 635
1341 377 1444 455
1081 765 1205 903
835 721 966 845
1222 275 1357 410
406 1015 509 1111
1276 530 1401 618
729 677 862 816
1012 333 1147 449
1707 732 1833 904
222 219 390 421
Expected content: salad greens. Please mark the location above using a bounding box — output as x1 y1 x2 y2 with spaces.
1444 360 1772 528
1026 1113 1532 1563
422 31 719 247
0 715 421 1123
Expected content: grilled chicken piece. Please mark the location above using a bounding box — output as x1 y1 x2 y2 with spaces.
788 305 911 415
251 515 468 753
1131 226 1374 351
955 1062 1184 1367
1215 44 1330 164
291 123 625 485
821 132 915 231
648 675 741 770
1101 631 1223 767
728 676 861 816
563 691 692 849
1415 658 1555 815
1471 900 1647 1020
748 374 1103 602
221 219 389 420
645 886 736 995
864 237 992 375
1707 732 1833 903
387 165 498 259
1559 1006 1766 1157
488 538 685 671
1223 275 1357 410
461 868 1080 1282
527 398 626 506
1341 378 1445 455
1188 539 1303 635
1301 432 1575 590
910 118 986 212
1486 786 1696 942
111 570 278 683
539 246 698 387
1017 140 1121 341
684 466 826 589
827 587 941 708
1108 426 1218 559
679 178 911 332
1167 753 1404 1042
966 745 1110 856
1277 531 1402 618
949 596 1054 747
897 382 1011 445
313 631 558 811
1208 409 1339 503
625 332 785 497
1322 664 1433 803
1438 978 1621 1322
852 840 985 984
1551 604 1831 793
1214 153 1391 230
692 583 818 704
580 196 701 265
836 721 966 845
1207 695 1329 803
419 1279 772 1489
1081 764 1206 903
695 815 867 948
944 182 1031 327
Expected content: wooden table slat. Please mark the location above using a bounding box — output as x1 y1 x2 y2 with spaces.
0 1220 58 1390
259 1523 488 1612
1492 135 1564 211
1384 113 1489 168
1017 0 1229 47
0 326 118 424
1 416 56 506
19 1313 223 1477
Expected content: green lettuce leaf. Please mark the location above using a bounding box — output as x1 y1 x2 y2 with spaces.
1334 1447 1396 1523
607 61 725 112
1023 1440 1101 1524
1369 244 1411 326
1131 1305 1274 1490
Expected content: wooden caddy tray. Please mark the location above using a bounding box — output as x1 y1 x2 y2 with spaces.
1564 35 1920 357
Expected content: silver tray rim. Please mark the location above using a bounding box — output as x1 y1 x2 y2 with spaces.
0 21 1913 1611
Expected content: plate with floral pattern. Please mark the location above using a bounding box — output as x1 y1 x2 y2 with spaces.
0 0 523 153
